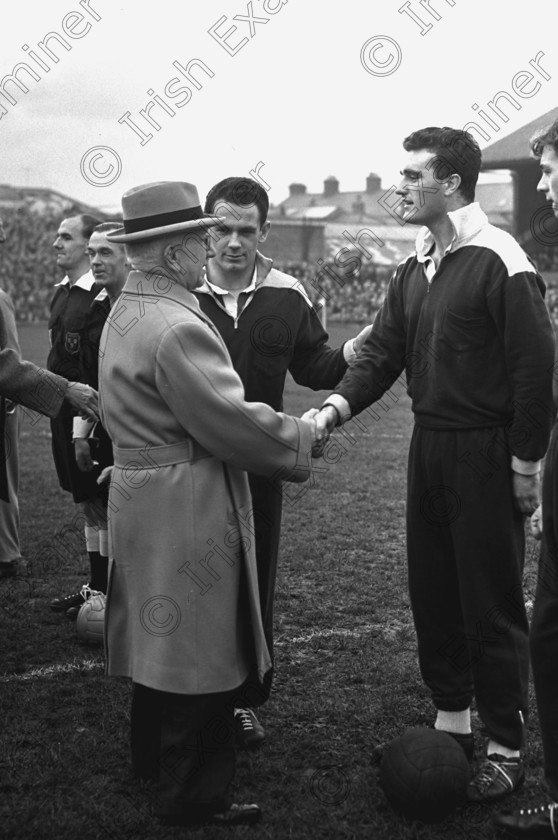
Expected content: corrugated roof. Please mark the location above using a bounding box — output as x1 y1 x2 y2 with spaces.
482 107 558 168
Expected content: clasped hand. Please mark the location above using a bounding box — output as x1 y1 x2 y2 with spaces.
300 406 338 458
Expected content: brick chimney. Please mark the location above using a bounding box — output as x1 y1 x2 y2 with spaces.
323 176 339 197
366 173 381 194
289 183 307 196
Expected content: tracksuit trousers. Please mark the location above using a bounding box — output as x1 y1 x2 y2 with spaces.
407 424 529 750
531 421 558 799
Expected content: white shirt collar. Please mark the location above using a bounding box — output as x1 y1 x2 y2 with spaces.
204 264 258 297
93 287 109 303
54 270 97 290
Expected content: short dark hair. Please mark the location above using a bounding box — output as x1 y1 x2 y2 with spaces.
403 126 482 202
92 221 123 235
204 177 269 226
76 213 102 240
530 119 558 158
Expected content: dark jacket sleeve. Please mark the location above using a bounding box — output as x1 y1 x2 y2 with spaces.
288 297 348 390
332 269 407 416
487 267 555 461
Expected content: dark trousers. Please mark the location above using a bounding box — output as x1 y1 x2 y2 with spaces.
407 425 529 750
131 682 236 820
248 474 283 659
531 422 558 799
230 475 282 710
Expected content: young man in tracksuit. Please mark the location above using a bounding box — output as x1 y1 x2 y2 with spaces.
315 126 555 803
195 177 371 748
494 119 558 839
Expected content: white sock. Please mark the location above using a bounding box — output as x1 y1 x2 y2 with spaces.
84 524 99 553
434 708 471 735
487 740 520 759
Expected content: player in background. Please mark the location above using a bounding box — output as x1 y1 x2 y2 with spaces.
62 222 130 618
494 117 558 839
196 177 372 749
47 214 110 615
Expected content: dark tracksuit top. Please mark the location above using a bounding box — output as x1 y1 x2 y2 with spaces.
325 202 556 748
195 252 349 411
329 202 555 464
194 251 350 664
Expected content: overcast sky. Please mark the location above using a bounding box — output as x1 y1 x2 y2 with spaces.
0 0 555 213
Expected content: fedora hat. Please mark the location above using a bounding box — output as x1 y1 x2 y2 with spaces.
106 181 223 243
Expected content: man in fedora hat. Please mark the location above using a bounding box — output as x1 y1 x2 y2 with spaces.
99 181 321 827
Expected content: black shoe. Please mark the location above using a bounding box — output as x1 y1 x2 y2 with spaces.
493 802 558 838
211 803 262 826
467 754 525 802
234 708 265 750
0 560 18 579
161 803 262 827
65 586 104 620
50 584 90 613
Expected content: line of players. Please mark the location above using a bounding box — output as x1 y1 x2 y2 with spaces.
5 118 558 835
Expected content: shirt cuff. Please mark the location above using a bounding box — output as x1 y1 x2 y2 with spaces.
511 456 541 476
343 339 357 364
322 394 352 424
72 417 95 439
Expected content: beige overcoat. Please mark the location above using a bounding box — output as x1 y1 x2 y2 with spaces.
98 270 313 695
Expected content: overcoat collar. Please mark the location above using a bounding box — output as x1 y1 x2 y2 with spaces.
121 269 222 334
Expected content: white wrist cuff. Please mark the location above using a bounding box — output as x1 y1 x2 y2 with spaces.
511 456 541 476
322 394 352 424
72 416 95 439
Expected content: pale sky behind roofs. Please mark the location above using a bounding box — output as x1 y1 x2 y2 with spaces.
0 0 555 214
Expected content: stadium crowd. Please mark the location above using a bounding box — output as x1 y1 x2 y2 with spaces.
1 205 558 325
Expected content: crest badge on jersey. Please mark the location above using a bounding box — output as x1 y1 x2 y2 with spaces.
65 331 81 355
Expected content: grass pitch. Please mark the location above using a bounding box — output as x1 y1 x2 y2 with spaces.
0 322 545 839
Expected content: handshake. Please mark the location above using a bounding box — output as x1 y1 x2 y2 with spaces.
300 404 340 459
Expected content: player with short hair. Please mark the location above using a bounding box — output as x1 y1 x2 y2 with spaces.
47 213 111 615
60 222 130 618
315 126 555 803
494 118 558 839
196 176 372 748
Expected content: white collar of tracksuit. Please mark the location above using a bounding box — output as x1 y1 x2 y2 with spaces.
415 202 488 264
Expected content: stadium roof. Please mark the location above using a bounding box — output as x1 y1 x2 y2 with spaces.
482 107 558 170
0 183 106 217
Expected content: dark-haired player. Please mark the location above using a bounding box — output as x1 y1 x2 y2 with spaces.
495 118 558 838
314 126 555 802
195 177 371 748
47 213 110 615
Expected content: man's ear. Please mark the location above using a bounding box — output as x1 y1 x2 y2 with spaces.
445 173 462 197
258 220 271 244
204 232 217 259
163 243 180 273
